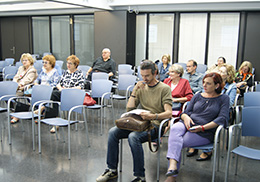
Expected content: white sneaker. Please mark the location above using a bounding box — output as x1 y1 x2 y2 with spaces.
96 169 118 182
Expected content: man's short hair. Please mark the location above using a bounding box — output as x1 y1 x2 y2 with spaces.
188 59 197 67
140 60 156 75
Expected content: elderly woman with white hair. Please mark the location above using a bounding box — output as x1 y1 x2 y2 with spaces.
163 64 193 111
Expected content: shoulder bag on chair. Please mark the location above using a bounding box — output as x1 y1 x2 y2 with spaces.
115 110 159 153
83 93 96 106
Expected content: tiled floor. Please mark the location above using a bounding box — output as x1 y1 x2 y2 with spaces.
0 101 259 182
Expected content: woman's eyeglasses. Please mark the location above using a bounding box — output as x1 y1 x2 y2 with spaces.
42 61 48 64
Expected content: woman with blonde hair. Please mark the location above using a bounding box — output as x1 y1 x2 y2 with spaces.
235 61 253 96
11 53 38 123
158 54 171 82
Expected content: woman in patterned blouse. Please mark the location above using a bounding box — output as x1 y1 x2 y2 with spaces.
49 54 85 133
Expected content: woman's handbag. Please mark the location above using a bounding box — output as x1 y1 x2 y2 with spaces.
14 101 30 112
83 93 96 106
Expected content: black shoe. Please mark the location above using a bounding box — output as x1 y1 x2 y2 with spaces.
186 149 198 157
165 169 179 176
196 152 212 161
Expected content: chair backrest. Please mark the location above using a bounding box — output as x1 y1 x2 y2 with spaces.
3 66 18 80
175 63 186 70
43 52 52 57
78 65 91 72
242 107 260 137
118 64 133 75
31 85 53 106
34 62 43 74
0 81 18 100
117 75 137 91
60 89 85 113
15 61 23 68
255 83 260 92
197 64 207 73
137 66 143 81
244 92 260 107
0 61 5 71
56 60 64 68
4 58 15 66
91 79 113 98
92 72 109 80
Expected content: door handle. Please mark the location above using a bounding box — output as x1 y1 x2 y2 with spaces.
10 46 15 54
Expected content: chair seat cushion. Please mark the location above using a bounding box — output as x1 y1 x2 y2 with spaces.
40 118 78 126
112 94 126 100
232 145 260 160
10 112 38 119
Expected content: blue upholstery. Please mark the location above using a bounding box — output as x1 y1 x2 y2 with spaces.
197 64 207 73
175 62 186 70
38 89 90 159
225 106 260 182
4 58 15 66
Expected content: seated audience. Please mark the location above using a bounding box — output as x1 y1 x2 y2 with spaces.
35 55 60 87
182 59 203 93
235 60 253 96
163 64 193 111
206 56 226 73
48 55 84 133
86 48 116 80
188 63 237 161
164 73 229 182
96 60 172 182
158 54 171 82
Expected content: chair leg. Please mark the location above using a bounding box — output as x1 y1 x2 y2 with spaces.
68 124 71 160
83 109 90 147
157 147 160 182
119 139 123 172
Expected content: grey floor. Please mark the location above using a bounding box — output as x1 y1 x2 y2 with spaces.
1 101 260 182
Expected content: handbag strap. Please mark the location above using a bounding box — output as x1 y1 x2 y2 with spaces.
147 128 159 153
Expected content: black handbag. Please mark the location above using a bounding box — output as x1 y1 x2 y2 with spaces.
14 101 30 112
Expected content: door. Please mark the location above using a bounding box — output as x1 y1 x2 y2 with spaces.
1 17 31 61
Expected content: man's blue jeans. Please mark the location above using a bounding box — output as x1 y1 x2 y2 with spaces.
106 126 159 177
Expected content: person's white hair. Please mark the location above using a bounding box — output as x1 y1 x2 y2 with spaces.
102 48 111 53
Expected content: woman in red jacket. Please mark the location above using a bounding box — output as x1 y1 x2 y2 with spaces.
163 64 193 110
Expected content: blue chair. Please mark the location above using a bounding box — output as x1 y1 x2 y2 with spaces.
0 81 18 134
0 61 6 72
112 75 137 110
15 61 23 68
92 72 109 80
34 62 43 74
197 64 207 73
2 66 17 80
7 85 53 150
118 64 134 75
225 106 260 182
137 66 143 81
38 89 90 159
56 60 64 68
78 65 91 73
4 58 15 66
43 52 52 57
87 79 113 135
175 62 186 70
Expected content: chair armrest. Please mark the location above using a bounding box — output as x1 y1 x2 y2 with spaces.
68 105 86 119
7 96 31 110
0 94 17 101
158 118 172 144
227 123 242 151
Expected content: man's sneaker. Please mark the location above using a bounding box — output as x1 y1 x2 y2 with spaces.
131 177 146 182
96 169 118 182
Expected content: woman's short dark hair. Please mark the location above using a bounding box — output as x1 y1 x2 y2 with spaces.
140 60 157 75
203 72 224 94
218 56 226 63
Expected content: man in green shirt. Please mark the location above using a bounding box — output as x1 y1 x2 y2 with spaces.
96 60 172 182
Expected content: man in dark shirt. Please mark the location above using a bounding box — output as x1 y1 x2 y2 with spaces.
86 48 116 79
